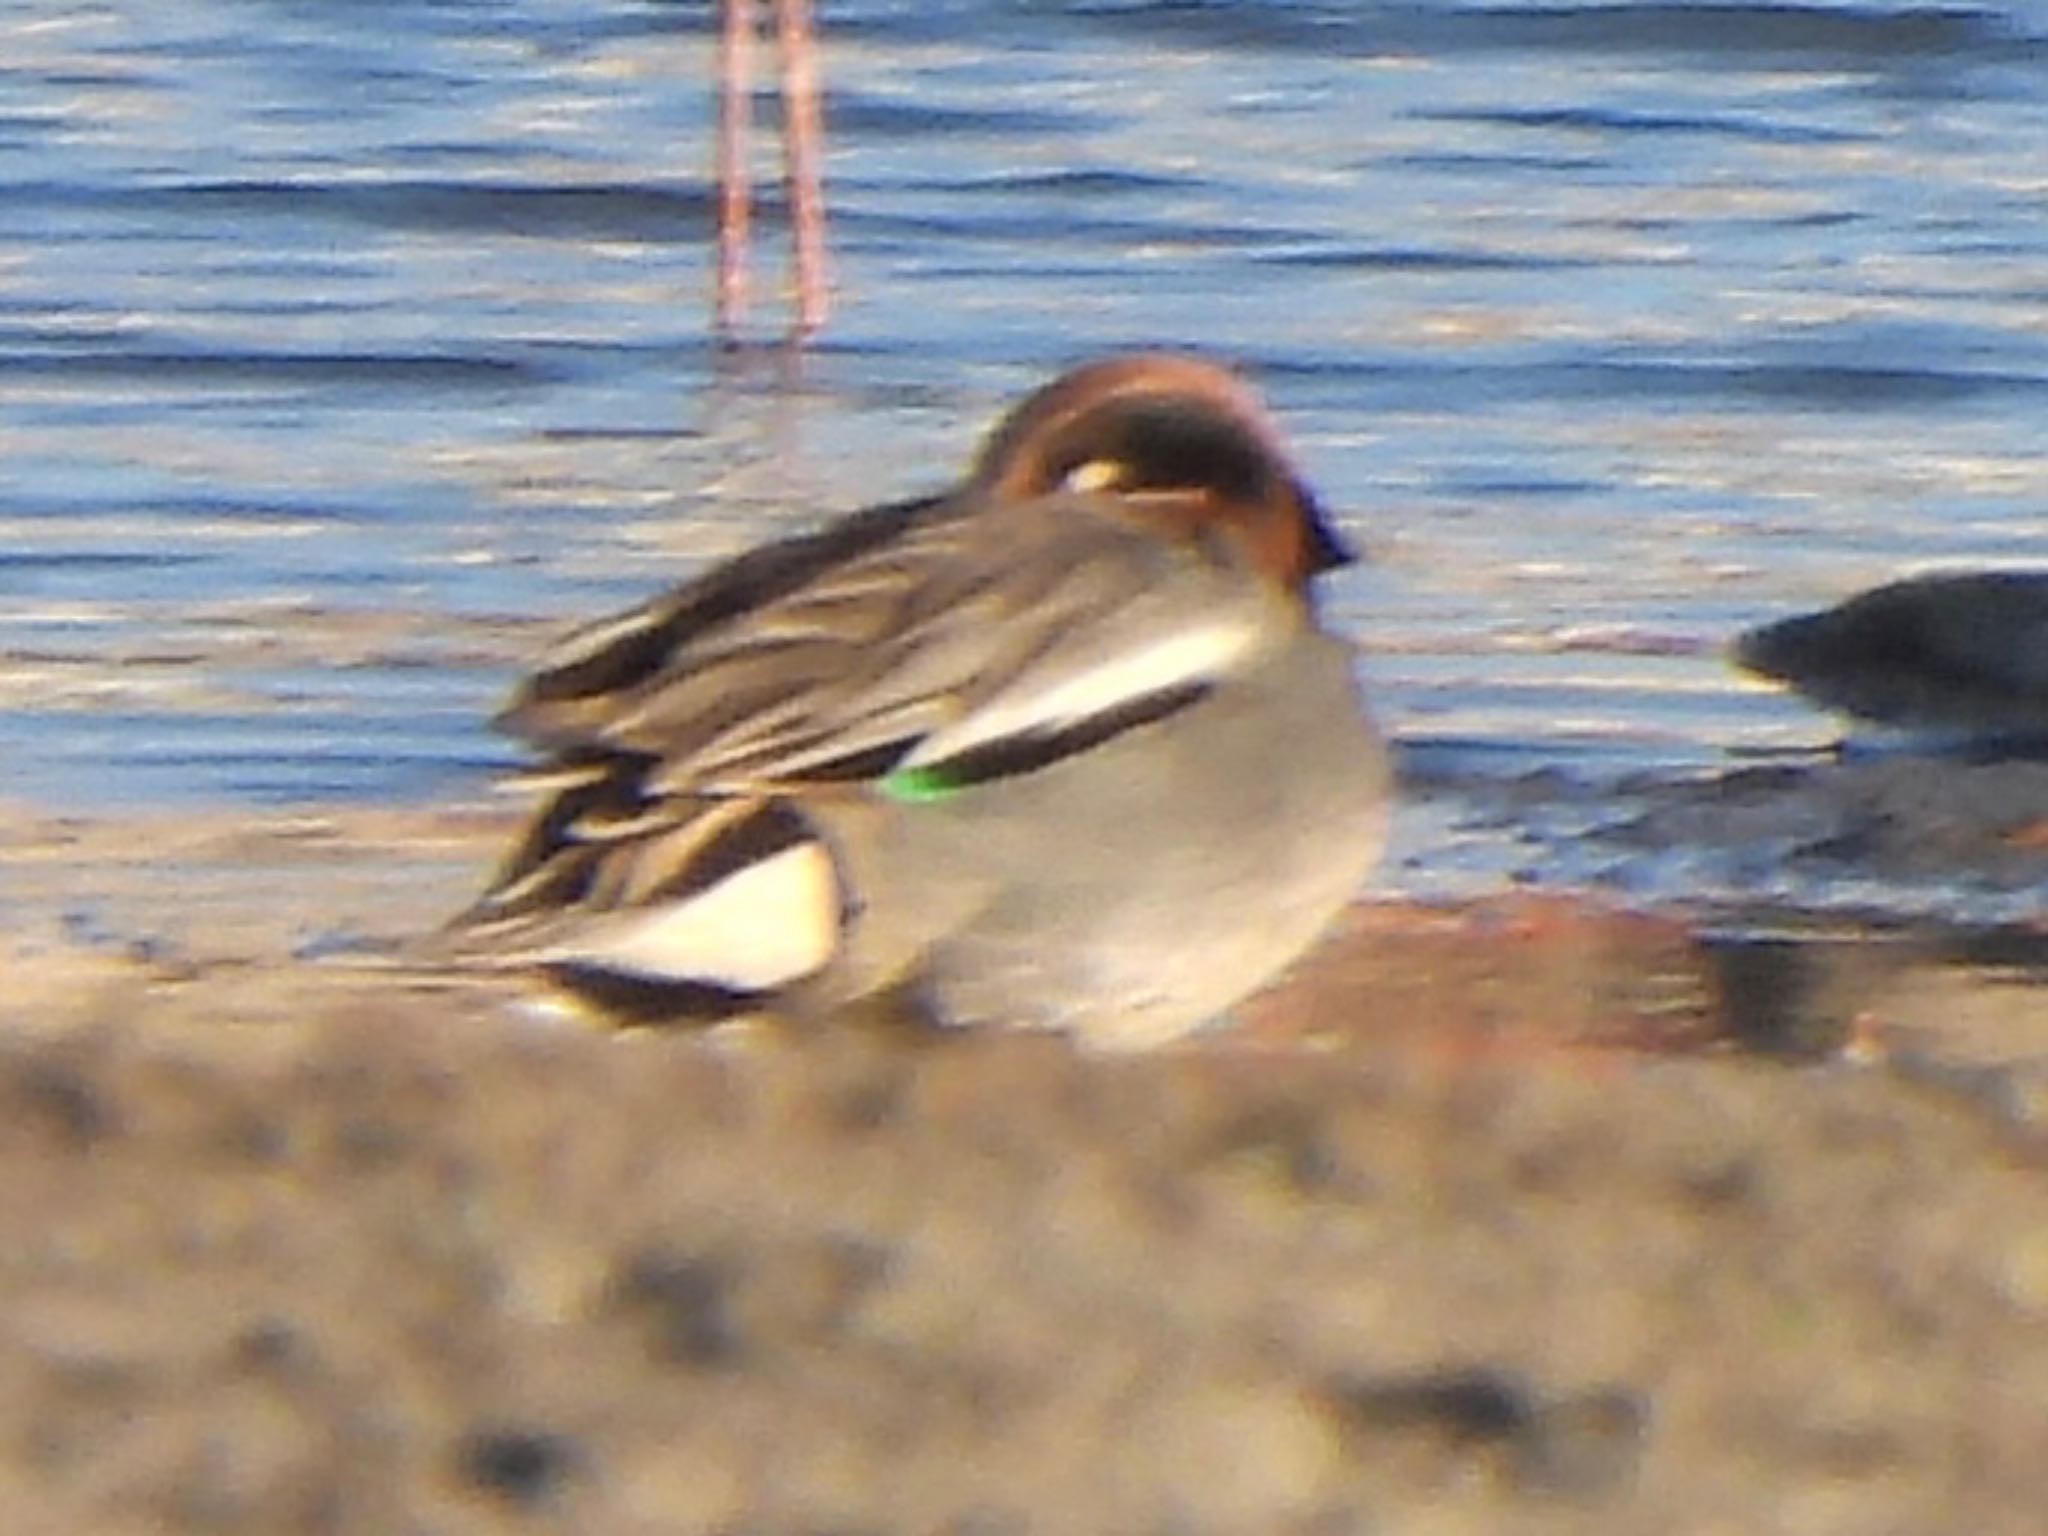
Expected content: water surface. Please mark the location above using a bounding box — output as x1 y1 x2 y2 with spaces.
5 0 2048 924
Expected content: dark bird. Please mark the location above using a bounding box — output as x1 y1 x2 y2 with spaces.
1733 570 2048 745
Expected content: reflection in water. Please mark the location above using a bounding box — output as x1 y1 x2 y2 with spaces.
1694 924 2048 1143
1699 932 1896 1059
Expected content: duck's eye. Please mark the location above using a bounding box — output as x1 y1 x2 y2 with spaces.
1061 459 1127 493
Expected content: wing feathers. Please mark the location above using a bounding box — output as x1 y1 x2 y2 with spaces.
516 492 1278 792
902 612 1266 768
458 490 1292 981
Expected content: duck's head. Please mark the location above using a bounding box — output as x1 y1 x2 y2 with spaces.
965 353 1353 590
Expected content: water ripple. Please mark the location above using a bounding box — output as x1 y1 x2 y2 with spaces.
0 0 2044 927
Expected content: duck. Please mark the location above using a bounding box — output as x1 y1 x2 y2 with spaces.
1733 570 2048 746
443 353 1392 1047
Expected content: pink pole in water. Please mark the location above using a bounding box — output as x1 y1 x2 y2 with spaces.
715 0 753 332
776 0 829 335
715 0 829 339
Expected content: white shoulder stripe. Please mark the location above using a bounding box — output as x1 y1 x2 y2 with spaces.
903 611 1266 769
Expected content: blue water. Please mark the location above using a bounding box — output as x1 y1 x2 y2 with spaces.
4 1 2048 914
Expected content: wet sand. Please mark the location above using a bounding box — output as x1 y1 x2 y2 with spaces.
3 802 2045 1533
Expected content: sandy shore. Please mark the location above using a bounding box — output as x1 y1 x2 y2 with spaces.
3 802 2044 1533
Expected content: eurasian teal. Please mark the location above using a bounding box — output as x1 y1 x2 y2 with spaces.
446 354 1391 1046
